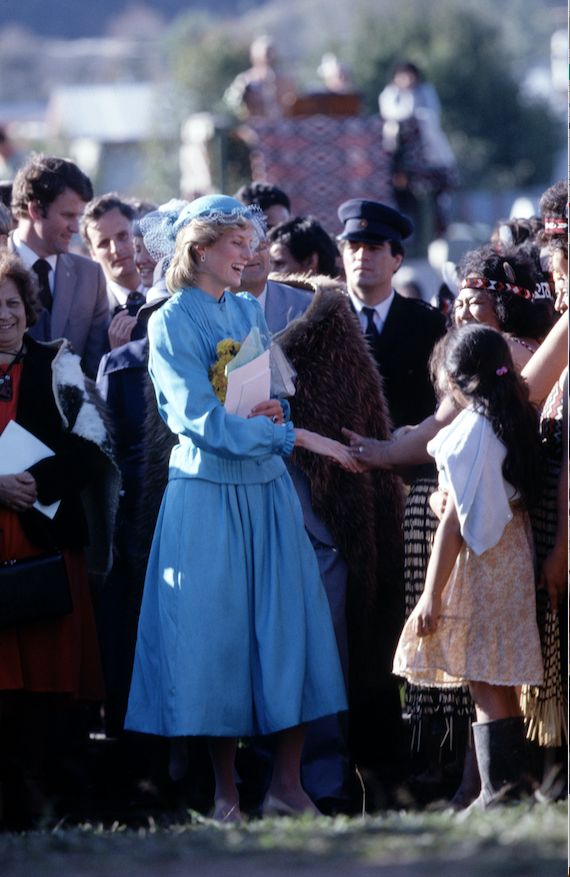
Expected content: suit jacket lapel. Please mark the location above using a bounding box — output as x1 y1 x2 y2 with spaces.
51 254 76 338
264 282 284 335
374 292 401 355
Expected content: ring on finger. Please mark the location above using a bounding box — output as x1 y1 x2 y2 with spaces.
357 445 364 454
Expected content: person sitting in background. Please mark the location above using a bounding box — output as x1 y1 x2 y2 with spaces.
378 61 457 240
268 216 340 278
316 53 356 95
224 35 297 119
0 251 117 826
235 181 291 229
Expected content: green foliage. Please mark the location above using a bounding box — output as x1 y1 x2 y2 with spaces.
165 15 250 116
347 0 562 188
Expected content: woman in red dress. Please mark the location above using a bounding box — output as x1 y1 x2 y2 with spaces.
0 252 117 825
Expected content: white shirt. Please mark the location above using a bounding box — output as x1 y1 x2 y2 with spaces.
427 407 517 556
255 284 268 313
347 287 395 334
12 231 58 293
107 279 146 307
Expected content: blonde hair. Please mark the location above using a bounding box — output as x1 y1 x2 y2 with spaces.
166 216 251 294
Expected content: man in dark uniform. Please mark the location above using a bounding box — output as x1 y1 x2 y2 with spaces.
338 199 446 429
337 200 445 804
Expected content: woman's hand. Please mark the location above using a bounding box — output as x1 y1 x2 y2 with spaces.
341 428 392 471
0 472 37 512
248 399 284 424
295 429 361 473
410 590 442 637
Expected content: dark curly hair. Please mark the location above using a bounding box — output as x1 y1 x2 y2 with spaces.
234 181 290 212
430 324 543 508
491 216 543 251
11 154 93 219
268 215 339 277
537 180 568 257
458 244 554 341
0 251 41 327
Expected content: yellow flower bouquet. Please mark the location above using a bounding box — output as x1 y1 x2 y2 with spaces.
209 338 241 403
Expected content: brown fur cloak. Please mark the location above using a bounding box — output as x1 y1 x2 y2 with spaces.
276 277 405 705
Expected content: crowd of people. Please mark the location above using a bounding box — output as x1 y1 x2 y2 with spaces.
0 146 566 828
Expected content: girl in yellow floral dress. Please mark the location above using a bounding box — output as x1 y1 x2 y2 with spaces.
393 324 544 808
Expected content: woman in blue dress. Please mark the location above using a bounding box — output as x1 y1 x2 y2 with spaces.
125 195 353 821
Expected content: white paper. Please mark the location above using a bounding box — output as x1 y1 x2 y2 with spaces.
224 349 271 417
0 420 60 519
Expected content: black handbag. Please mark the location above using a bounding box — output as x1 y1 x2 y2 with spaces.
0 553 73 629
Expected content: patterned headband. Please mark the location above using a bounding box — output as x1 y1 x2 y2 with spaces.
460 277 533 301
543 216 568 236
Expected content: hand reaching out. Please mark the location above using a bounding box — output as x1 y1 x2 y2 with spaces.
341 427 391 471
295 429 361 473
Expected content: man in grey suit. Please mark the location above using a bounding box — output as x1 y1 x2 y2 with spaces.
239 233 313 332
10 154 109 378
81 193 145 350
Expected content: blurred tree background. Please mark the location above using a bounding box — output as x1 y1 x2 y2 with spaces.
345 0 561 188
151 0 563 196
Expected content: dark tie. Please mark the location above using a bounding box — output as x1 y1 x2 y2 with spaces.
361 306 379 339
125 290 146 315
32 259 52 312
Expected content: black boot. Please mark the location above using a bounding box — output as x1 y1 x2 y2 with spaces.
470 717 529 809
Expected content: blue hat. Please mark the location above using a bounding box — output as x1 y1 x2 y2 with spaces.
173 195 265 234
337 199 413 244
140 195 266 261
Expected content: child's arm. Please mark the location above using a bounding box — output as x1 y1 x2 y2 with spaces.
410 497 464 637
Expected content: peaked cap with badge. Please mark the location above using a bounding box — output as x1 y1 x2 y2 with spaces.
337 199 414 245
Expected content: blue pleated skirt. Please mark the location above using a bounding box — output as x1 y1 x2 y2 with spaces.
125 472 348 737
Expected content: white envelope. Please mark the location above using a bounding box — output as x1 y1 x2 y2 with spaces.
0 420 60 519
224 349 271 418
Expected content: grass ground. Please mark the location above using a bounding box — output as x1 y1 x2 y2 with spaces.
0 802 566 877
